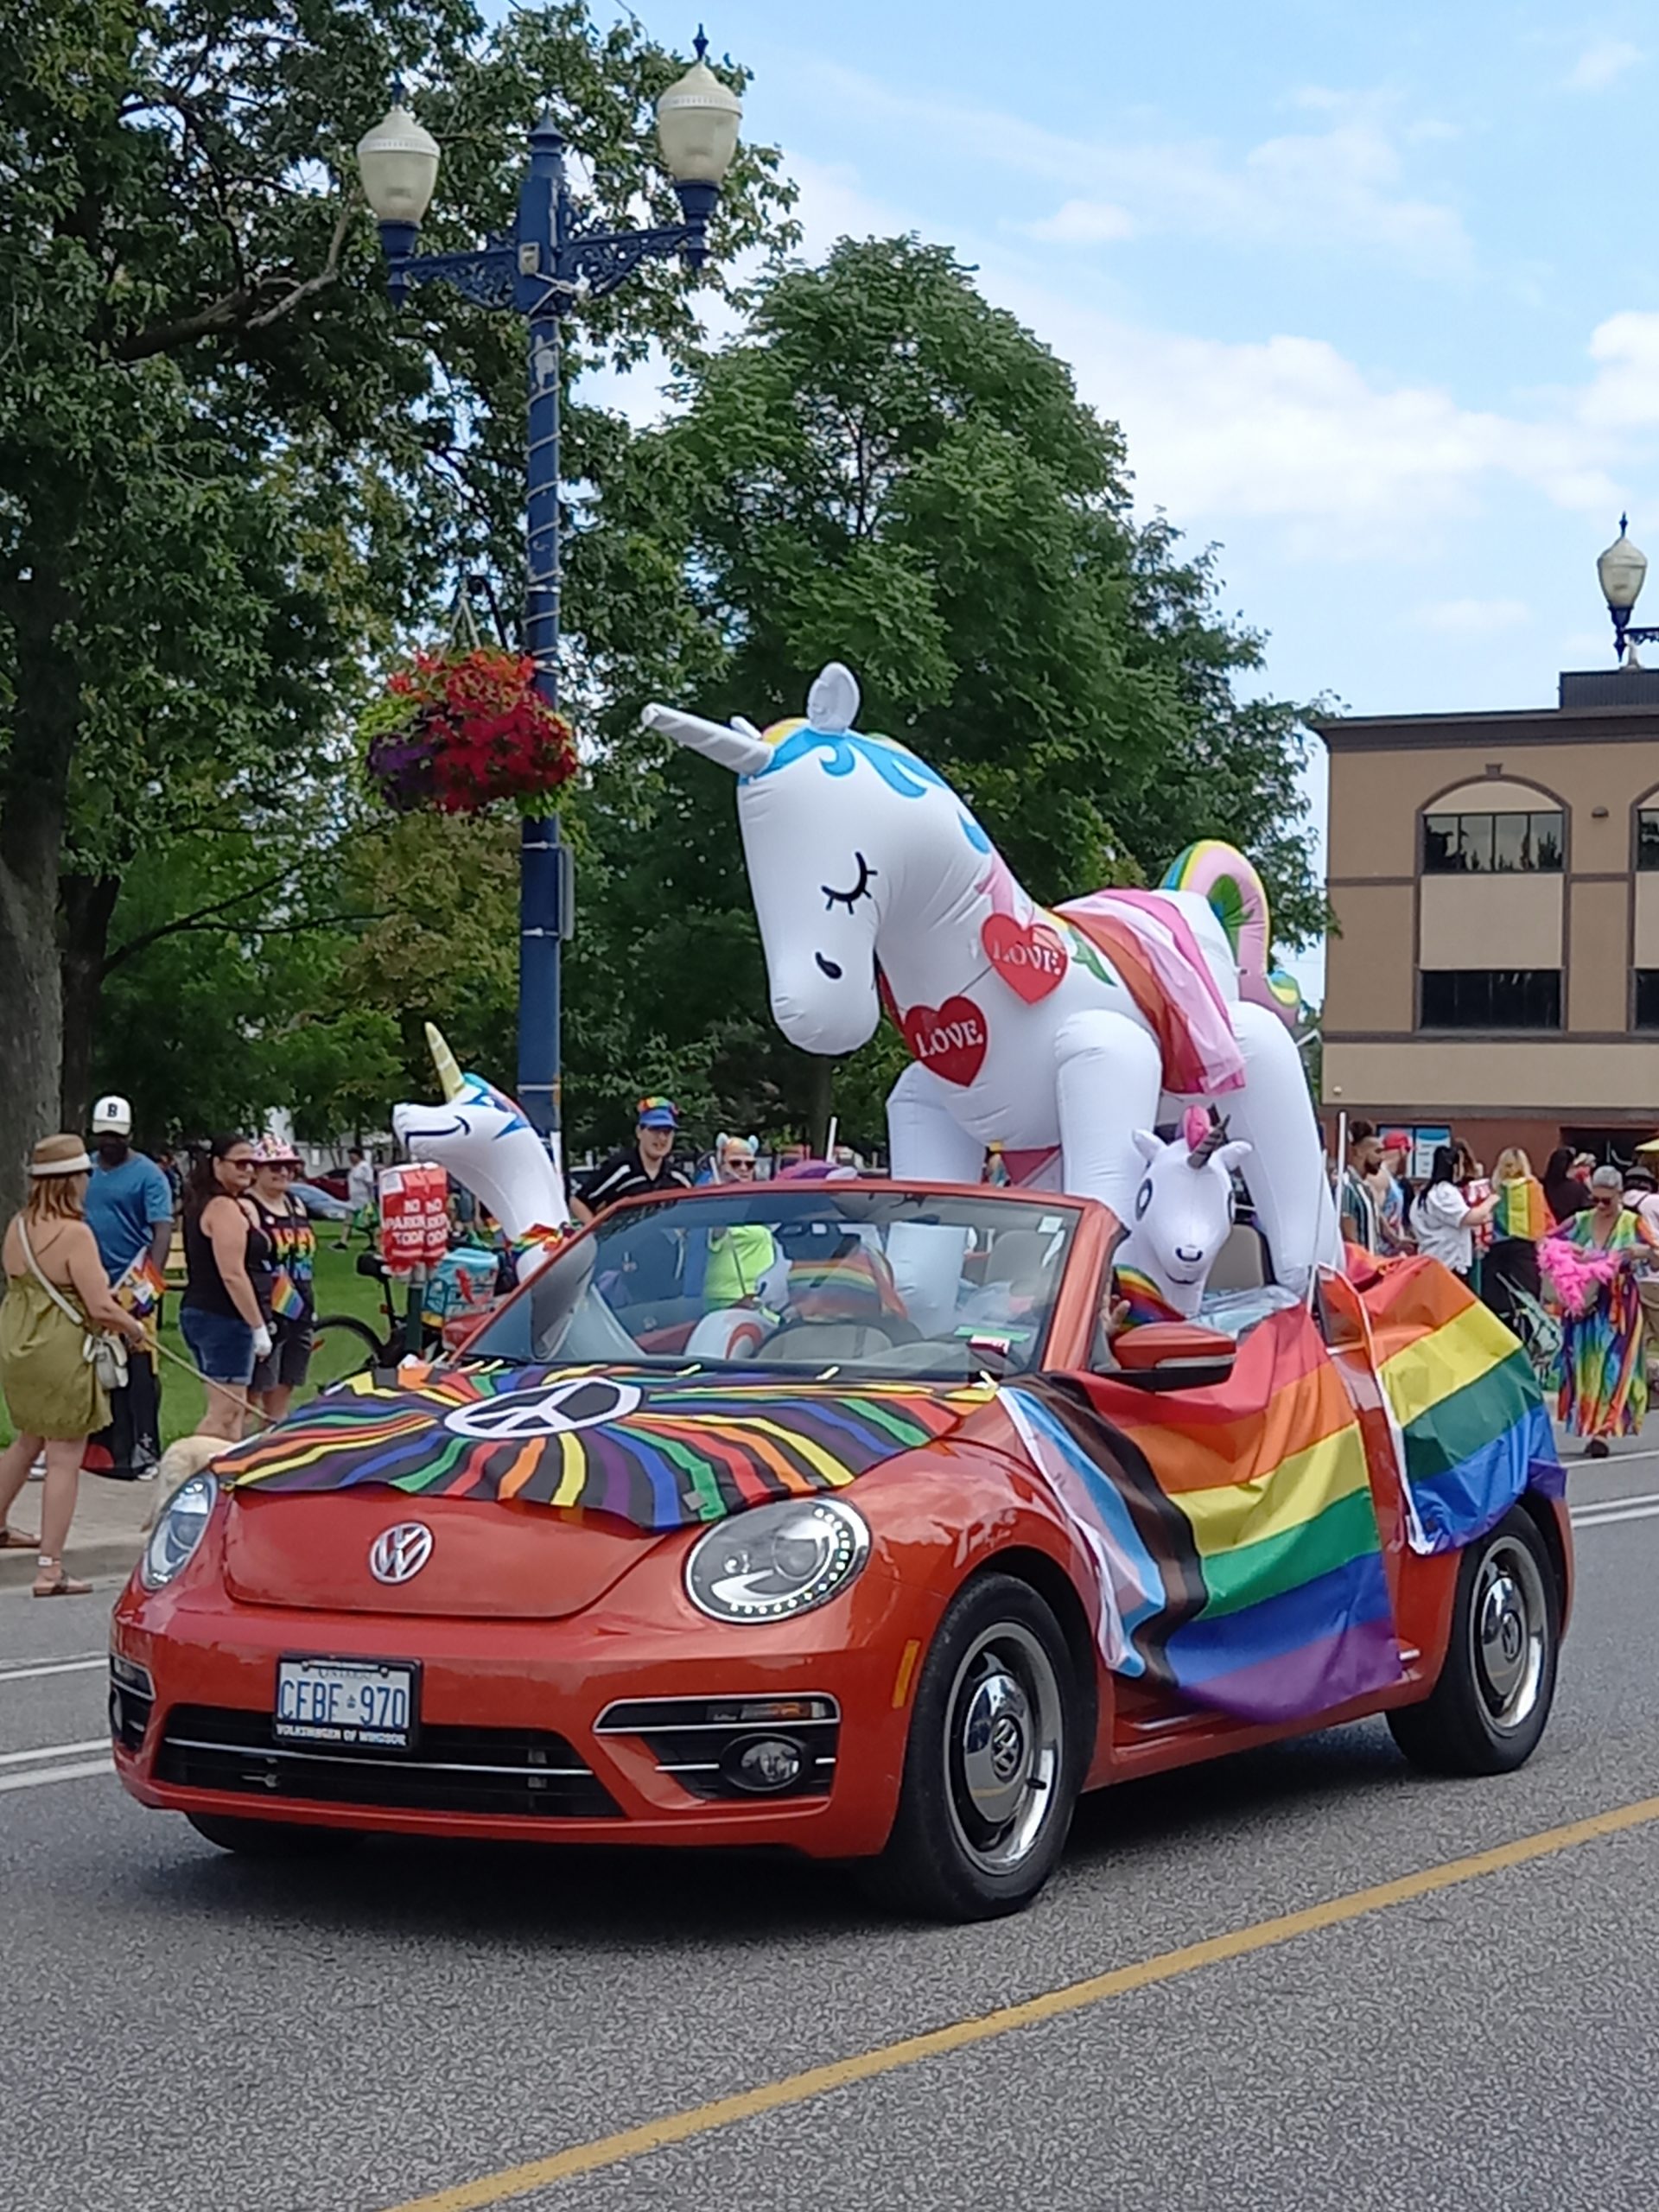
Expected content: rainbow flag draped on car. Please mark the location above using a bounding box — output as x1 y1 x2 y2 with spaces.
1325 1254 1564 1554
1002 1309 1402 1726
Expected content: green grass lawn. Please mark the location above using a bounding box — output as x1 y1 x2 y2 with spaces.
0 1236 398 1450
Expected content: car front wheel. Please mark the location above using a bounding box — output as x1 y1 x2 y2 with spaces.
1387 1507 1560 1777
864 1572 1084 1922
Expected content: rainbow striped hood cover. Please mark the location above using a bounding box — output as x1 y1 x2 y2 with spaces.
218 1363 990 1529
1003 1261 1562 1727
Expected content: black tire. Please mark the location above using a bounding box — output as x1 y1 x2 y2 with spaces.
186 1812 365 1858
308 1313 386 1390
862 1572 1085 1922
1387 1506 1560 1777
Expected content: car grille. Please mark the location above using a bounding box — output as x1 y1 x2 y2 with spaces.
594 1694 839 1801
155 1705 621 1820
109 1656 155 1755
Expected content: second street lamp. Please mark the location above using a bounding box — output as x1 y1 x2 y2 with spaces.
1596 514 1656 664
356 36 741 1166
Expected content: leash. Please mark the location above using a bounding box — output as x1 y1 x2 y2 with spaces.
147 1328 274 1436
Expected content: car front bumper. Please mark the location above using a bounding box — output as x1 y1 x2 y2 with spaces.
110 1569 936 1861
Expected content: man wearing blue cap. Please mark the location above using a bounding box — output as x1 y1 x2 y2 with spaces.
573 1096 693 1224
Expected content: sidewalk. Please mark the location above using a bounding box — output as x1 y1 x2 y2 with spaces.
0 1466 154 1590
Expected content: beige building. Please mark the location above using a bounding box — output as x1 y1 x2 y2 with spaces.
1316 665 1659 1170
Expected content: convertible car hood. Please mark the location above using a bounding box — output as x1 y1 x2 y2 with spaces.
212 1365 993 1571
222 1486 661 1620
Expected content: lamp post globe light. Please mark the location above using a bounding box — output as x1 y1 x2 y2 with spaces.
355 35 741 1160
1597 515 1655 663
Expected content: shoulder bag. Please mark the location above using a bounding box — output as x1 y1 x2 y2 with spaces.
17 1217 129 1392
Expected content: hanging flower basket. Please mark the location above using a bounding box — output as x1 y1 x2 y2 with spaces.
362 647 577 817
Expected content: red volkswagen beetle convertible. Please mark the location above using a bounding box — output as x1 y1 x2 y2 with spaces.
111 1181 1570 1921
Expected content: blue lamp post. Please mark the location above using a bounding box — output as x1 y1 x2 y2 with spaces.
355 38 742 1160
1598 516 1657 663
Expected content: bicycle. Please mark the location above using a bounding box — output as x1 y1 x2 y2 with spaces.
309 1250 509 1389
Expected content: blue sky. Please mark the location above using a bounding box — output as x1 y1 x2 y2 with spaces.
604 3 1659 982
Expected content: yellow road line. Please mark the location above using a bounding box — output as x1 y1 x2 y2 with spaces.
384 1791 1659 2212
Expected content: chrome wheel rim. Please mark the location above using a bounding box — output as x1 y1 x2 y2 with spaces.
1470 1535 1548 1732
944 1621 1065 1877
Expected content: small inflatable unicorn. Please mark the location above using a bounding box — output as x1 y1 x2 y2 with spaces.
642 664 1338 1293
391 1025 569 1273
1113 1110 1252 1324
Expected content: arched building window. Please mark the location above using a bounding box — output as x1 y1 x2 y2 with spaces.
1416 778 1567 1032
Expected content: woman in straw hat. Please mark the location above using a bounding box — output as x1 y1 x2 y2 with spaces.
0 1135 149 1596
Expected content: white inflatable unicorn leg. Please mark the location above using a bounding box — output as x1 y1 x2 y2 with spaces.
886 1062 988 1334
1053 1010 1164 1230
886 1059 988 1182
1221 1000 1340 1295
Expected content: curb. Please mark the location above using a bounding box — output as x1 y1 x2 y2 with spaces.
0 1536 143 1592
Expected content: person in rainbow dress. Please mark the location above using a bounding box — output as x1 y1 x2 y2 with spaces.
1548 1163 1659 1457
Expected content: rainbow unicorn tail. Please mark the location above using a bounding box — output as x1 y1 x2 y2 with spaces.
1160 840 1302 1030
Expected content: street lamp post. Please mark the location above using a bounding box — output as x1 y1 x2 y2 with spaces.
1597 515 1657 663
355 38 741 1161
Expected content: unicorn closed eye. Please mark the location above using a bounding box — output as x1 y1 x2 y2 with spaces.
641 663 1338 1294
391 1025 569 1270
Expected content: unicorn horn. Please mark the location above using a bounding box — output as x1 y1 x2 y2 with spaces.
425 1022 466 1103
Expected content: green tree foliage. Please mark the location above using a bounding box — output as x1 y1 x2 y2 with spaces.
563 237 1325 1152
1 0 791 1192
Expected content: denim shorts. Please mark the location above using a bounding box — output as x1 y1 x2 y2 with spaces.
180 1306 255 1386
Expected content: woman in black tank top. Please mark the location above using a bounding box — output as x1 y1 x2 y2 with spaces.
180 1135 270 1440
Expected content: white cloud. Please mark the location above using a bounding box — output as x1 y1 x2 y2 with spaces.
1025 198 1136 245
810 63 1470 271
1411 597 1532 635
1580 311 1659 428
1566 38 1643 90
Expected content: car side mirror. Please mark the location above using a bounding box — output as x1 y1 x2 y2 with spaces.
1105 1321 1237 1389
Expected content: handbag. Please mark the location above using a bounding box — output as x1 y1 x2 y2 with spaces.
18 1217 129 1392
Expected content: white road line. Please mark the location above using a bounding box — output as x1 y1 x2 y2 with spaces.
1571 1488 1659 1516
0 1655 105 1685
0 1758 110 1795
0 1736 108 1768
1573 1502 1659 1529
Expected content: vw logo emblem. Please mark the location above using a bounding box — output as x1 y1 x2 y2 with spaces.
442 1376 641 1443
369 1522 435 1586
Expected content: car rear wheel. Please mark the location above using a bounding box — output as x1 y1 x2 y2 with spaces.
863 1573 1084 1922
1387 1507 1560 1777
186 1813 365 1859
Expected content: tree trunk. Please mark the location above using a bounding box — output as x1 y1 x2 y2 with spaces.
804 1053 835 1158
59 873 121 1131
0 570 79 1215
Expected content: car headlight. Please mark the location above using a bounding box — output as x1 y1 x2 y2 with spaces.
685 1497 871 1624
140 1473 218 1592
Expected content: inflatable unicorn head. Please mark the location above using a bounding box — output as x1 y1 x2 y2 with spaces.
1114 1109 1252 1322
391 1025 568 1258
641 663 988 1058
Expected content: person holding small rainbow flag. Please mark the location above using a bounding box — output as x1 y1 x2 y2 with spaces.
1483 1147 1551 1336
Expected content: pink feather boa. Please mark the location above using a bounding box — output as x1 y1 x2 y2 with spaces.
1539 1235 1622 1317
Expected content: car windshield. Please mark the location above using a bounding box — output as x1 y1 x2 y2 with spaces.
467 1187 1082 1378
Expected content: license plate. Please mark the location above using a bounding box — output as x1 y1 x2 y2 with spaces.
274 1656 419 1751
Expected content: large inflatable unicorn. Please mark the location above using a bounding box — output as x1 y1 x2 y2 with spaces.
641 664 1338 1294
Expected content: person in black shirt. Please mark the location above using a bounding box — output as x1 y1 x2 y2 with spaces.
573 1096 693 1224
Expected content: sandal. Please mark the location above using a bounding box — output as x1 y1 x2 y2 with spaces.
0 1527 39 1549
32 1556 91 1599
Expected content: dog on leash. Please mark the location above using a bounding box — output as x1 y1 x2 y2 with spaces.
143 1435 235 1533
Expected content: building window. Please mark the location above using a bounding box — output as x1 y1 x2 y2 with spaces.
1636 971 1659 1029
1421 810 1563 874
1637 810 1659 870
1419 969 1561 1030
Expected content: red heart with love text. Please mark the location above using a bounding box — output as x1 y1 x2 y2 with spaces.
982 914 1068 1003
899 995 989 1086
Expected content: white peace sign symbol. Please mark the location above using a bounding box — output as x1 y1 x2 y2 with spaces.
442 1377 642 1442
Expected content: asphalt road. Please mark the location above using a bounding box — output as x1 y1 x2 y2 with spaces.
8 1450 1659 2212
